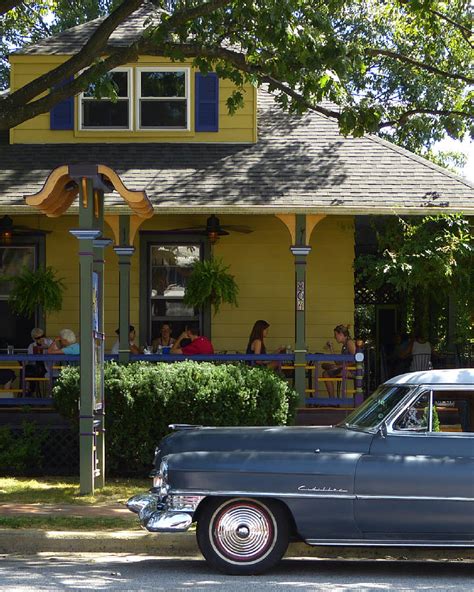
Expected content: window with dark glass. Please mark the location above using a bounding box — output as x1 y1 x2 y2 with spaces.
138 69 188 129
80 70 130 129
149 244 200 340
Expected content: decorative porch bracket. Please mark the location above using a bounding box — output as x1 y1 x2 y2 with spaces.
24 164 153 495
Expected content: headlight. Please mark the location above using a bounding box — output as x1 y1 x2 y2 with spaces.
152 459 169 497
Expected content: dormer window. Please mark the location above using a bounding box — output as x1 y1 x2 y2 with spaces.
137 67 189 130
79 68 132 130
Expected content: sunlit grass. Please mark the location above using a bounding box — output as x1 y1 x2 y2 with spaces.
0 476 150 505
0 516 136 530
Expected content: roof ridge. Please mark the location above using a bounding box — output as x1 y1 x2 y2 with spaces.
365 133 474 190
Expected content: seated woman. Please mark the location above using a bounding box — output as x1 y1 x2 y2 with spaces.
151 323 175 352
322 324 356 397
246 320 282 369
111 325 141 355
25 327 53 394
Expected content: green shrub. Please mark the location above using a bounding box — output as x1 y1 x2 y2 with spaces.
53 361 298 475
0 422 46 474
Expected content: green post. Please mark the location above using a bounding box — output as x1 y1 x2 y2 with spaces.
114 216 134 364
290 214 311 405
70 175 101 495
93 233 112 489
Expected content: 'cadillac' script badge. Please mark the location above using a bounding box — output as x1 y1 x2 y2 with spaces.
298 485 348 493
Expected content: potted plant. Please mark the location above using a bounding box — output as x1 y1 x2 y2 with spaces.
183 257 238 315
7 266 66 317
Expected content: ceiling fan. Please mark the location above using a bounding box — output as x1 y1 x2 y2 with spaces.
167 215 253 243
0 215 50 243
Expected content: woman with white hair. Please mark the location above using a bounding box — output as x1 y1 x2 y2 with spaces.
47 329 80 355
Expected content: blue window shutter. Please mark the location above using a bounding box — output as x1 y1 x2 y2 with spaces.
195 72 219 132
50 77 74 130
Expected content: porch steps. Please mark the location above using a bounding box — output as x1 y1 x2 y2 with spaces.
295 406 354 426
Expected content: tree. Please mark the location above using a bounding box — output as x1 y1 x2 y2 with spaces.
0 0 472 152
355 214 473 340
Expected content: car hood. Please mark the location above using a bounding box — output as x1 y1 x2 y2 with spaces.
154 425 373 469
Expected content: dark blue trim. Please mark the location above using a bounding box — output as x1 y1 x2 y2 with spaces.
195 72 219 132
50 77 74 130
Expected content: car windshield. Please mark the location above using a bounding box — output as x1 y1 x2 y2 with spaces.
339 385 412 430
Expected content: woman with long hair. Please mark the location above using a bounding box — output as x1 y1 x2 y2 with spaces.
322 324 356 397
246 320 282 368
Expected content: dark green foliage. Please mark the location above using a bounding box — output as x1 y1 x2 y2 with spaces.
355 214 473 340
8 266 66 317
53 361 298 475
183 258 239 315
0 422 46 474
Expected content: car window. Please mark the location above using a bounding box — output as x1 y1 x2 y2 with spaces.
393 393 430 432
342 385 411 430
434 395 472 433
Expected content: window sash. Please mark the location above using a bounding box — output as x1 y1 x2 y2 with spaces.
79 68 132 130
136 67 190 131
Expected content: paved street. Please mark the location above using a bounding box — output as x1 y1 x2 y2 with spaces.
0 553 472 591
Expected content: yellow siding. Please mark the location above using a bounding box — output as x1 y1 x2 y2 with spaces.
9 55 256 144
12 214 354 353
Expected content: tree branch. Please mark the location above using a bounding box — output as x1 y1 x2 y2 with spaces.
366 47 474 84
429 7 473 46
141 41 342 121
0 0 23 16
379 109 474 129
3 0 144 109
2 0 234 125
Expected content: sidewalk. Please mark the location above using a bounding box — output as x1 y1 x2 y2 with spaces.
0 503 472 560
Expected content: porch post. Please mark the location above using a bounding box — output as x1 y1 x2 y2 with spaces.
70 175 101 495
291 214 311 404
93 234 112 489
113 215 134 364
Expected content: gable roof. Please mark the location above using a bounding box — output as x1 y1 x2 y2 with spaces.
1 89 472 217
15 1 163 56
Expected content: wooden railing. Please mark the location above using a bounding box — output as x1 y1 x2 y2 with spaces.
0 351 363 408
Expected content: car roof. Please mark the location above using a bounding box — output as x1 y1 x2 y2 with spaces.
385 368 474 386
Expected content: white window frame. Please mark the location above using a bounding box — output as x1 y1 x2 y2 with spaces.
78 67 133 131
136 67 190 131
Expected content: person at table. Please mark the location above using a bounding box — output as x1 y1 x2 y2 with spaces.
25 327 52 393
47 329 80 355
111 325 141 355
402 330 432 371
322 324 356 397
171 324 214 355
151 323 175 352
0 368 16 391
246 319 282 368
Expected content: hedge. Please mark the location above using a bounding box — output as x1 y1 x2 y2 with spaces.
53 361 298 475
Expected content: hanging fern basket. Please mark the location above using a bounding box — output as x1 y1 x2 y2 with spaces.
7 266 66 317
183 258 239 315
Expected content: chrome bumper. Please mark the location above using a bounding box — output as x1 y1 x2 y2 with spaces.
127 491 202 533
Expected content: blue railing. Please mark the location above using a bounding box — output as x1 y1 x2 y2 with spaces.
0 351 363 407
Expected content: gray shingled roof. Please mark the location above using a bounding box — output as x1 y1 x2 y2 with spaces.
0 90 472 216
15 2 163 55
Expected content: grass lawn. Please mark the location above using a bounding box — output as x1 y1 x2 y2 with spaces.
0 476 150 505
0 516 137 530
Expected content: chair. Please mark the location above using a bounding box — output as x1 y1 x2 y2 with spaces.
410 353 432 371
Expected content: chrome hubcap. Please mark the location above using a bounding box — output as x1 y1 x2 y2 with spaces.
213 502 274 561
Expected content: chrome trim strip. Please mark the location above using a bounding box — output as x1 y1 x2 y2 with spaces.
170 489 474 503
305 539 474 547
357 495 474 502
170 488 356 500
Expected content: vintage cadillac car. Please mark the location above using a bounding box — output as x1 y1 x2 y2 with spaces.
128 369 474 574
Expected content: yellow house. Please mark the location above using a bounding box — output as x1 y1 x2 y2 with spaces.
1 3 473 367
